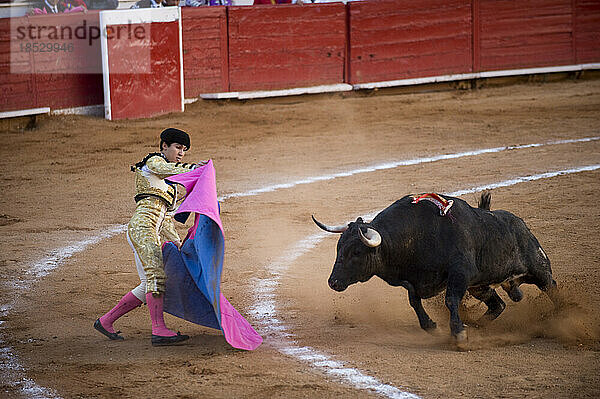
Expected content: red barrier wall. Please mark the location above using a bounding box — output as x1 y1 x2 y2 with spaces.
227 3 346 92
347 0 473 84
0 13 103 113
181 6 228 96
104 18 183 120
2 1 600 115
28 12 103 110
477 0 574 71
0 17 37 112
574 0 600 63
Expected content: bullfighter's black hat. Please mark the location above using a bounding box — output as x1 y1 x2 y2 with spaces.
160 128 190 150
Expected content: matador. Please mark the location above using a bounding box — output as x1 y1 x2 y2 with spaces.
94 128 206 346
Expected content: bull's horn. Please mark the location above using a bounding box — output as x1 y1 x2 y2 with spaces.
359 227 382 247
312 215 348 233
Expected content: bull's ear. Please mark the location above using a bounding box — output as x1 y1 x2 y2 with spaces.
356 217 364 223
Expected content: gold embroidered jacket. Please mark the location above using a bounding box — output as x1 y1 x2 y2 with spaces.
133 153 196 210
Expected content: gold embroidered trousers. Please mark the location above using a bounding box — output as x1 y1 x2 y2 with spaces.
127 196 180 295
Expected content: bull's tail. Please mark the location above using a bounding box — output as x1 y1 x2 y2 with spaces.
478 191 491 210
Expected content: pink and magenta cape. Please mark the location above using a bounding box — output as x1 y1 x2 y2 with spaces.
162 160 262 351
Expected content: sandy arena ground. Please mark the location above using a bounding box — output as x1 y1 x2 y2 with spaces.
1 77 599 398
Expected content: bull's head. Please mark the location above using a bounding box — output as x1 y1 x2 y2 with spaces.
312 215 382 292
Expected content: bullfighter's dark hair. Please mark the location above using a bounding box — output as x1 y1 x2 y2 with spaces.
160 128 190 151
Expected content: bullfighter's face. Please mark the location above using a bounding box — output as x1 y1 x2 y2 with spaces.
162 142 186 163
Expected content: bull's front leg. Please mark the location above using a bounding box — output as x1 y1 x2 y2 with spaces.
445 266 469 346
400 281 436 331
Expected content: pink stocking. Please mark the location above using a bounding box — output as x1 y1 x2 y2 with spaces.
146 293 177 337
99 291 142 333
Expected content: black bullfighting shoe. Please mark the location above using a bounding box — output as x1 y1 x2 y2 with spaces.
94 319 124 341
151 332 189 346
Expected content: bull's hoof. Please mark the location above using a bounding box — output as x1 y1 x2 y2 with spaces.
455 330 467 342
454 330 469 351
507 286 524 302
421 320 437 331
478 300 506 326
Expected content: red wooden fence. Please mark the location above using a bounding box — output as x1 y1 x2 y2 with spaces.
182 6 229 97
0 16 37 112
347 0 473 84
1 0 599 114
227 3 346 91
1 12 103 113
477 0 574 71
574 0 600 63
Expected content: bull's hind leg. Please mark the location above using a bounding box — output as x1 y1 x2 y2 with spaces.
400 281 436 331
468 286 506 325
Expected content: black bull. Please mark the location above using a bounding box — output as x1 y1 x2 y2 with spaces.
312 192 559 343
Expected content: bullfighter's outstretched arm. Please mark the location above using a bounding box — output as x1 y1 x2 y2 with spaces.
145 155 206 178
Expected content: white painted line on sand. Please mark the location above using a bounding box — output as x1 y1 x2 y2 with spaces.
447 164 600 197
250 164 600 398
28 225 128 280
218 136 599 201
0 341 60 399
1 224 126 399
